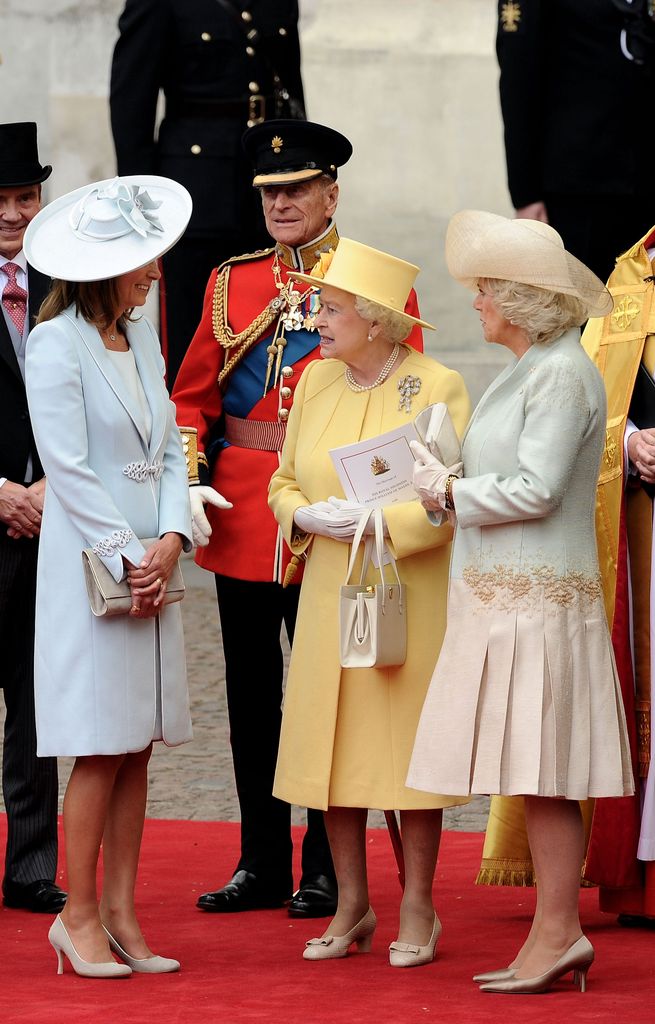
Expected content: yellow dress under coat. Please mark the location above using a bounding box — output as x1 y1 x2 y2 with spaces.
268 348 471 811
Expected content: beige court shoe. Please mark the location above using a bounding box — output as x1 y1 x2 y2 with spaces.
389 914 442 968
48 916 132 978
479 935 594 994
303 906 377 961
103 926 180 973
472 967 517 983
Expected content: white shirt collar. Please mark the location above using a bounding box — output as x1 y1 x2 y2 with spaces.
0 250 27 274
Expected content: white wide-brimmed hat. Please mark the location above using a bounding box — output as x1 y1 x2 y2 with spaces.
23 175 192 282
446 210 613 318
289 238 435 330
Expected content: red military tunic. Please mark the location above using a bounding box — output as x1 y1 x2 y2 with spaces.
173 223 423 582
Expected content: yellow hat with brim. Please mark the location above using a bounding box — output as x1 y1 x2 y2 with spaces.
289 237 435 330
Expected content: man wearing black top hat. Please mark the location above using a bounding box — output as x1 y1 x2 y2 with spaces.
172 120 355 916
110 0 305 391
0 122 64 914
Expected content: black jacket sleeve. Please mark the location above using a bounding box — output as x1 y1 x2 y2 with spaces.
110 0 172 175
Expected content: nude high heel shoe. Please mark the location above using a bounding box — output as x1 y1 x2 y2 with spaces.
103 927 180 973
302 907 376 961
48 916 132 978
479 935 594 994
472 967 517 983
389 914 441 968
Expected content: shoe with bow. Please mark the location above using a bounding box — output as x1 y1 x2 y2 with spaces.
303 907 376 961
389 914 441 968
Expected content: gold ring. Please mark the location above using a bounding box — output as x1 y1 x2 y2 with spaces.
156 577 163 588
131 605 139 613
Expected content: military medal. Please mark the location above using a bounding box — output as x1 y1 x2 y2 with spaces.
262 253 316 394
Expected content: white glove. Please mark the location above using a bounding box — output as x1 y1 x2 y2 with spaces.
326 497 389 536
189 485 233 547
410 440 462 513
293 500 365 542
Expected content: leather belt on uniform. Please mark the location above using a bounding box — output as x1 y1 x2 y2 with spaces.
224 414 286 451
166 94 272 125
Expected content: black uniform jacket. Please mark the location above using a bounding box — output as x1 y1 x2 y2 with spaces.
496 0 655 209
0 266 48 483
110 0 305 239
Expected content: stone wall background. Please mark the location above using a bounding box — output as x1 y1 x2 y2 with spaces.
0 0 513 399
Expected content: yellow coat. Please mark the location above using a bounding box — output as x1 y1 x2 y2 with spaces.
268 349 471 811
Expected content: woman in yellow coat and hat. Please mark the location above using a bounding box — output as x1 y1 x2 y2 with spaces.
268 239 470 967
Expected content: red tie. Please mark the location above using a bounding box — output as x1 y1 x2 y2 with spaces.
2 262 27 335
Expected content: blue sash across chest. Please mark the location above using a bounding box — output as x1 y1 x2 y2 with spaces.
222 325 318 419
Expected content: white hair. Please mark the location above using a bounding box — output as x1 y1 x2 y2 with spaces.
353 296 412 344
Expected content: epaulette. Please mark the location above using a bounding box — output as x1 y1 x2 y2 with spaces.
217 246 275 274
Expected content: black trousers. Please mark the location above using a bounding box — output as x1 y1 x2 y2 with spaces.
215 574 334 894
0 534 58 889
545 192 655 284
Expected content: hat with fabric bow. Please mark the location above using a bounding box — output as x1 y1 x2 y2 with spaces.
23 175 192 282
289 237 435 330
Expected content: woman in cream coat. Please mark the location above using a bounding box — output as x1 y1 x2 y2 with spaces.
268 240 470 967
407 212 634 994
24 177 193 978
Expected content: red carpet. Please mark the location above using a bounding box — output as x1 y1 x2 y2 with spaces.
1 817 654 1024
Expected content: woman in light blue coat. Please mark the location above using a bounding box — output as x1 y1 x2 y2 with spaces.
407 212 634 994
23 177 193 978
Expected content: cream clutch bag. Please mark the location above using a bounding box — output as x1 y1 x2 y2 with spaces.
82 537 185 617
413 402 462 467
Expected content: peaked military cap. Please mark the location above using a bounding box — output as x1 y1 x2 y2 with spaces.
243 119 352 187
0 122 52 188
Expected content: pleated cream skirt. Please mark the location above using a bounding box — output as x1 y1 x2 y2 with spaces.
407 581 634 801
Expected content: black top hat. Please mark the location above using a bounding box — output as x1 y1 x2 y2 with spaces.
0 122 52 188
242 119 352 187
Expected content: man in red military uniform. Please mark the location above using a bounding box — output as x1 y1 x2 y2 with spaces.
173 120 423 915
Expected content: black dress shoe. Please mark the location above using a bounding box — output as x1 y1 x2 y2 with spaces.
3 879 67 913
287 874 338 918
618 913 655 929
196 870 290 913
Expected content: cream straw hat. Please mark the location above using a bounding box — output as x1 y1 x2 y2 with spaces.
23 175 192 282
445 210 613 318
289 237 435 330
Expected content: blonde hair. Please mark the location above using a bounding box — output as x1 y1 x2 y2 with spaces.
480 278 588 346
353 296 412 345
37 279 135 331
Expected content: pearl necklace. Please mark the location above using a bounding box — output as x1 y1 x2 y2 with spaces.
344 344 400 392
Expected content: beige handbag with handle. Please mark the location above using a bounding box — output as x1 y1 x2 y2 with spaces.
339 508 406 669
82 538 185 617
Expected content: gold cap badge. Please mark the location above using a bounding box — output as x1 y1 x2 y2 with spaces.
271 135 283 154
500 2 521 32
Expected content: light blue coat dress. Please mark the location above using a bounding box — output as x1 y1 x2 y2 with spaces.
407 329 634 801
25 308 193 757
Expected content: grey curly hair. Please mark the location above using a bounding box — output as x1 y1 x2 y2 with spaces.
480 278 588 346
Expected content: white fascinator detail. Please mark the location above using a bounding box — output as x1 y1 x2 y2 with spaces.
69 177 164 242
